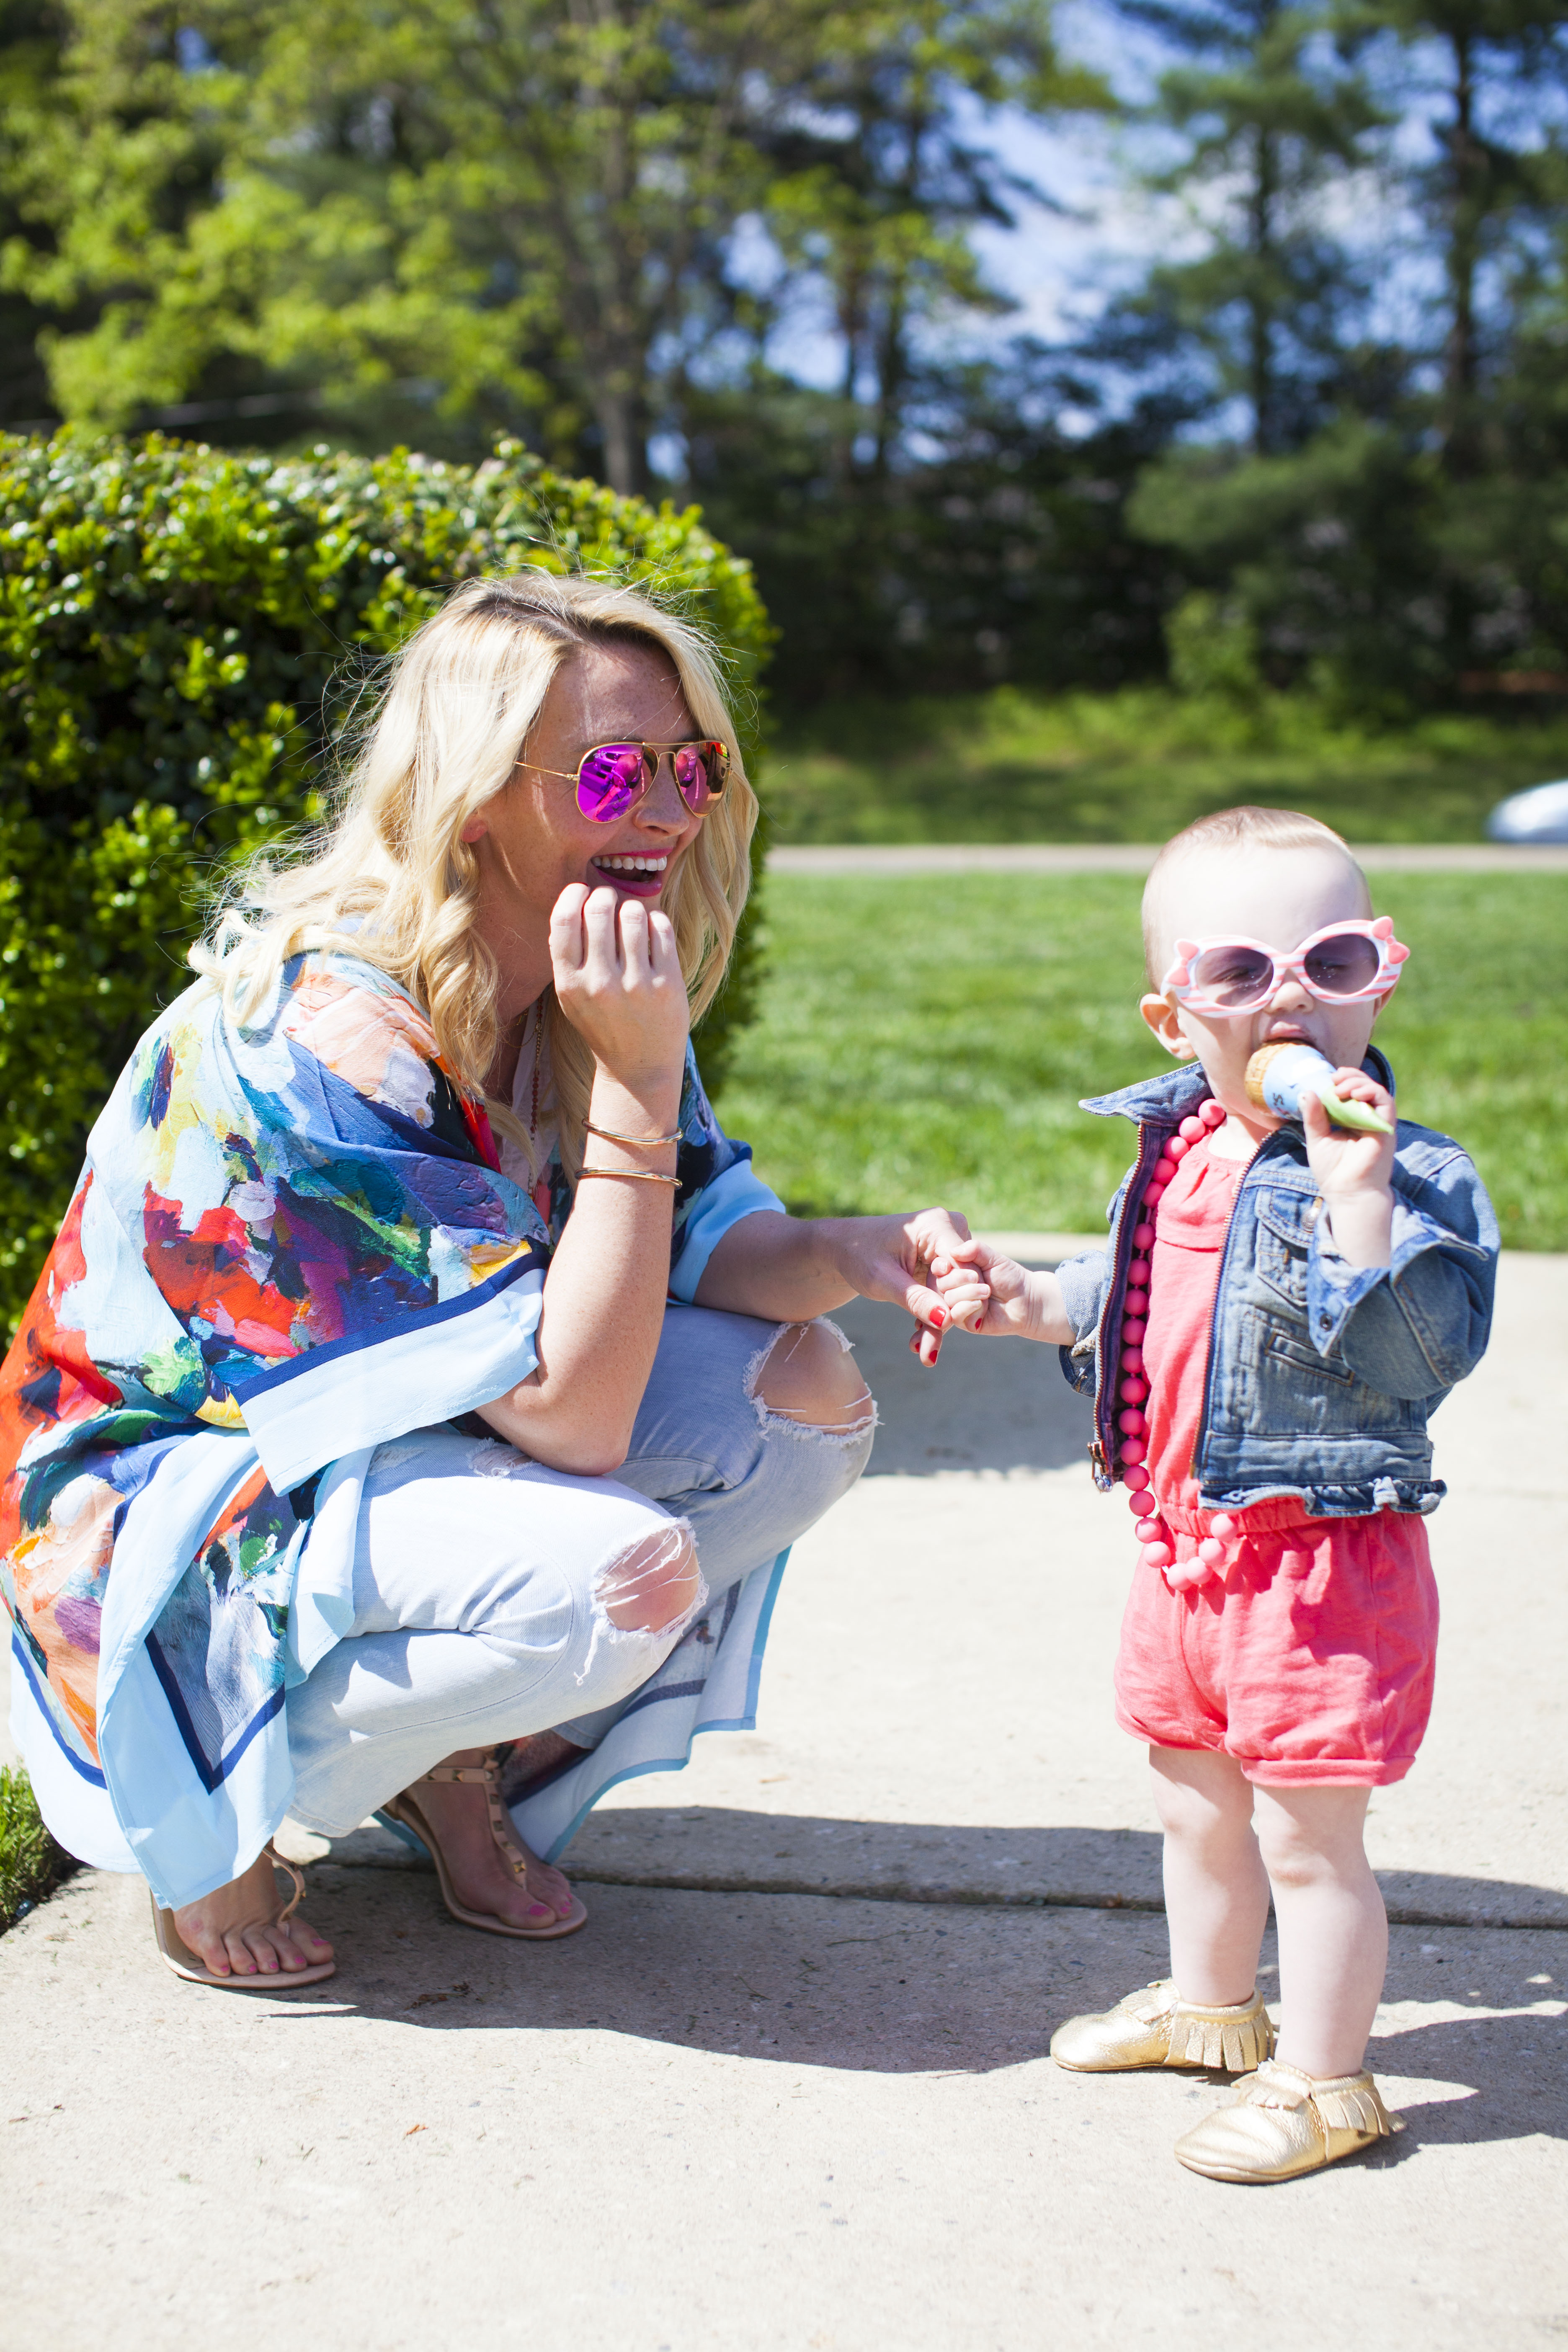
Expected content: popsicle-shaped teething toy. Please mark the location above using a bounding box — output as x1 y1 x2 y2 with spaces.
1244 1042 1394 1135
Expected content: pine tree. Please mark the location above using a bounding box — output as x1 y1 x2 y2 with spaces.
1110 0 1386 454
1347 0 1566 477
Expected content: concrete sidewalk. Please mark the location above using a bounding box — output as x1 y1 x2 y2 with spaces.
3 1257 1565 2349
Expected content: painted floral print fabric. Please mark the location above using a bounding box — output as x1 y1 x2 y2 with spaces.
0 949 773 1905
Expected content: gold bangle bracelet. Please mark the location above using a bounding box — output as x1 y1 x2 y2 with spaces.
584 1120 683 1148
577 1167 681 1186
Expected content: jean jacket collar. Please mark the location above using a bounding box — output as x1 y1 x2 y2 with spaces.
1078 1044 1395 1128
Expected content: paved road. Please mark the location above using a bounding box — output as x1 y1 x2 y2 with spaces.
3 1254 1565 2349
768 842 1568 874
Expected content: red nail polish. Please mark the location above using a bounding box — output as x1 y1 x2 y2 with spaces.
928 1305 948 1329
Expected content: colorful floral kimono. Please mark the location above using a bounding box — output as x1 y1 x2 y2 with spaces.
0 952 781 1907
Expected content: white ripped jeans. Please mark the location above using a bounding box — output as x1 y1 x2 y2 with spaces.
285 1306 874 1836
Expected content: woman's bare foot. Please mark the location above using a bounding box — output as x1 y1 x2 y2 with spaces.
413 1747 577 1927
170 1852 335 1978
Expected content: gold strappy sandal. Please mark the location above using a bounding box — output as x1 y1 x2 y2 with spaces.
151 1843 337 1990
381 1748 588 1941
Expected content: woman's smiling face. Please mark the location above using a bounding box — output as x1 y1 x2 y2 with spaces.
460 637 705 998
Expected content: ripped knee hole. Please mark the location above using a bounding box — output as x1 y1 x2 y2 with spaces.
598 1522 702 1635
750 1319 877 1436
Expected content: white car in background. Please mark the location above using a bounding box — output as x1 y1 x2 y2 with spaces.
1485 779 1568 843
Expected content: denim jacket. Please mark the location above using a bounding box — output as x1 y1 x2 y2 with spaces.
1056 1049 1498 1519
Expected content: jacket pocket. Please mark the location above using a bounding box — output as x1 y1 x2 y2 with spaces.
1255 1193 1316 1311
1264 1326 1355 1386
1252 1314 1420 1440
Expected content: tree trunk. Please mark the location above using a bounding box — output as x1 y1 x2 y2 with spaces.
1248 121 1278 456
872 105 923 486
1441 28 1482 477
593 376 649 498
872 266 908 486
556 0 650 496
834 255 868 489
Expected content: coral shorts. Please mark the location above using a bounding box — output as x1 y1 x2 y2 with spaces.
1114 1515 1439 1786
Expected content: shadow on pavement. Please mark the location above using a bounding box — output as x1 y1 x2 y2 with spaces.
284 1862 1567 2132
554 1808 1568 1931
833 1296 1094 1475
1365 2012 1568 2151
286 1860 1165 2074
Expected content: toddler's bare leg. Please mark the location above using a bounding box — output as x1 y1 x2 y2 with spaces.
1150 1746 1271 2004
1251 1783 1386 2079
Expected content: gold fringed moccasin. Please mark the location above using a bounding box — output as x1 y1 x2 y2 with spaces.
1173 2058 1397 2183
1050 1980 1275 2074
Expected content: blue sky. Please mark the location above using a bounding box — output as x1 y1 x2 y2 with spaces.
759 0 1567 398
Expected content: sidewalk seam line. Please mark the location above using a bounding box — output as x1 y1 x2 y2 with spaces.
548 1870 1568 1930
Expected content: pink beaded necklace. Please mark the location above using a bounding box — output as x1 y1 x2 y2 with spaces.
1115 1094 1240 1594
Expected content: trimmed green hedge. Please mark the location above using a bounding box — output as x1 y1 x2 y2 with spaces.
0 431 773 1331
0 1764 76 1930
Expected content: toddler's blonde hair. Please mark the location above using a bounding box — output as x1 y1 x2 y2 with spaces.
1141 806 1372 986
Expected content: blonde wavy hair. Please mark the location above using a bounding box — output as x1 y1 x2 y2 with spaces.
191 570 759 1179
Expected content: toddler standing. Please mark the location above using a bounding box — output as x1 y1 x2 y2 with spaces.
934 806 1497 2182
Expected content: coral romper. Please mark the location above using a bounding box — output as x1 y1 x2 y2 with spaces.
1112 1136 1439 1786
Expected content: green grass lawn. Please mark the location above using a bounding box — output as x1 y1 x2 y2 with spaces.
712 871 1568 1248
761 687 1568 845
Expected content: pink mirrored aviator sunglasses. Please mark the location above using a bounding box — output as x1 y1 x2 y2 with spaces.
1162 917 1411 1015
527 738 730 824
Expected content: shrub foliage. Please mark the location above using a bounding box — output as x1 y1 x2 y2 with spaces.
0 1763 75 1929
0 430 772 1330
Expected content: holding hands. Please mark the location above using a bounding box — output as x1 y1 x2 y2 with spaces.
822 1206 981 1367
926 1237 1073 1348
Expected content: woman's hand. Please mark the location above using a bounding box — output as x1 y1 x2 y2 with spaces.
694 1205 976 1364
549 883 689 1096
1302 1068 1395 1269
823 1207 977 1367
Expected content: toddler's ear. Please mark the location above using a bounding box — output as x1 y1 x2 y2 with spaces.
1140 991 1196 1060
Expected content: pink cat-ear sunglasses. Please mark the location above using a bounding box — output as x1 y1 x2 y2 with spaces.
1161 917 1411 1015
